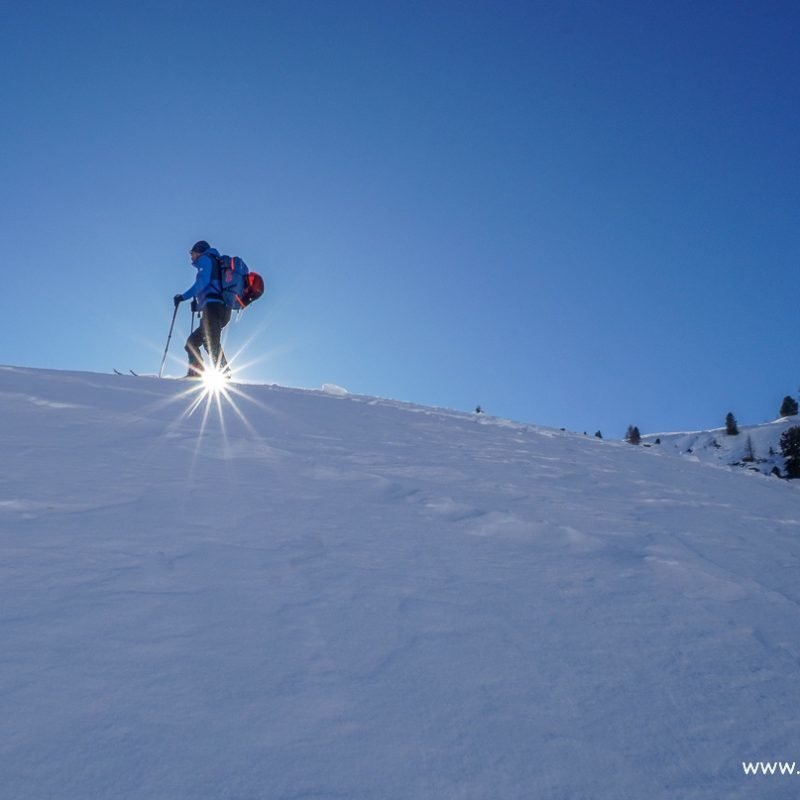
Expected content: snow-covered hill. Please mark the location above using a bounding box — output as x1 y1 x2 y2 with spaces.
3 365 800 799
642 417 799 477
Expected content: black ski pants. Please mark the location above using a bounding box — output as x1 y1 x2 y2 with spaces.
185 302 232 374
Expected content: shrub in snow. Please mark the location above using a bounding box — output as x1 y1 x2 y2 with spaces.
742 435 756 463
780 426 800 479
625 425 641 445
725 413 739 436
595 430 603 439
780 396 799 417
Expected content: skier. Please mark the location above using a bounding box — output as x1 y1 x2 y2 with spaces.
173 240 231 378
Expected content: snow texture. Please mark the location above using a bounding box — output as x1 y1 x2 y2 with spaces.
2 365 800 799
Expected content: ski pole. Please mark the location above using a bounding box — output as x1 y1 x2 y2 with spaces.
158 304 179 378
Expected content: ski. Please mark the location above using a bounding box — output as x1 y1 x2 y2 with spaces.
113 368 222 381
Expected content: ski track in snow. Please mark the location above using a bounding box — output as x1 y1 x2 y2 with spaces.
2 366 800 799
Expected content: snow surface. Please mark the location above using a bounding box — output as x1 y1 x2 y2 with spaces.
3 365 800 799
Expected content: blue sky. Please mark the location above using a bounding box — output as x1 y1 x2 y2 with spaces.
3 0 798 437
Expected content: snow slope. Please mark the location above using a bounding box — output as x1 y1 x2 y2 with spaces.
3 365 800 799
642 417 799 477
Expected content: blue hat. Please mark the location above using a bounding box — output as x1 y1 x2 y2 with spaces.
191 240 210 254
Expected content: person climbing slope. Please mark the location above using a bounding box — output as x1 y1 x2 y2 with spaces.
173 240 231 378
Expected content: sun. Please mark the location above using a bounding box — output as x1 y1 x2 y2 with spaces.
152 336 276 443
140 340 282 481
201 365 230 397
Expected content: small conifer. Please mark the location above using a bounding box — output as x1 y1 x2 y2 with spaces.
625 425 641 445
780 396 799 417
780 426 800 479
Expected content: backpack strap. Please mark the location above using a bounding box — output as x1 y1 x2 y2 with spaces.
206 254 224 302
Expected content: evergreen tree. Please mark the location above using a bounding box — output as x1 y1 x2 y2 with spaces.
780 426 800 479
780 396 799 417
625 425 641 445
594 430 603 439
725 412 739 436
742 435 755 463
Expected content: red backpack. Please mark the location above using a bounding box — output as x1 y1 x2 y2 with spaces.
211 255 265 309
242 271 265 307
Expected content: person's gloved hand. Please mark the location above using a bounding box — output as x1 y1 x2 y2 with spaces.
173 294 183 308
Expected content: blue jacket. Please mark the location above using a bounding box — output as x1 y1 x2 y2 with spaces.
180 248 224 310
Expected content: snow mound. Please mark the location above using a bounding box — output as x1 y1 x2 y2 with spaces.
321 382 349 396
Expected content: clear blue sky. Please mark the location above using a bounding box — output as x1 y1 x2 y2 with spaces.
3 0 798 437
